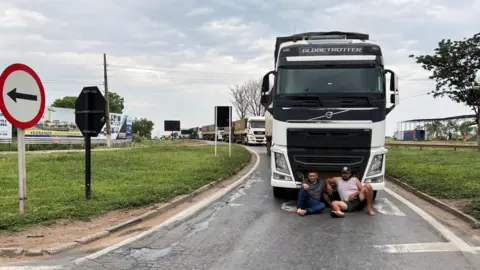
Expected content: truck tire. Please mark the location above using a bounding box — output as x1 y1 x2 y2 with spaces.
273 187 285 199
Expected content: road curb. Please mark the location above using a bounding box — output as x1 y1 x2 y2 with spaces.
0 248 23 258
1 147 255 259
75 231 110 245
44 242 80 255
386 176 480 229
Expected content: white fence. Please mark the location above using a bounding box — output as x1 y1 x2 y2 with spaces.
0 138 132 145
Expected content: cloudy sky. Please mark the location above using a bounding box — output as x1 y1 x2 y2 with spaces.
0 0 478 137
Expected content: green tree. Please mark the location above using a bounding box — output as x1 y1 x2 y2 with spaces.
51 96 76 108
409 33 480 146
132 118 154 138
108 92 124 114
50 92 125 113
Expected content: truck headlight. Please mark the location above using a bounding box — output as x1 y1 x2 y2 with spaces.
367 154 383 176
274 152 289 174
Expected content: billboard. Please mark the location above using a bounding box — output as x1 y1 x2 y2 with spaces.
164 120 180 131
24 106 132 140
0 112 12 139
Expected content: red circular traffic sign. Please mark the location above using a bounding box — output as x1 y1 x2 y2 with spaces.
0 63 46 129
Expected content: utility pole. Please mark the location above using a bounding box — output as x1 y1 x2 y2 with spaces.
103 53 111 148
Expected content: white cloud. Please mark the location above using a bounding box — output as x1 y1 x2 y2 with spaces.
0 0 477 136
0 6 47 28
186 7 215 17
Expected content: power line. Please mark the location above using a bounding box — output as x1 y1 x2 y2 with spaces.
401 91 431 100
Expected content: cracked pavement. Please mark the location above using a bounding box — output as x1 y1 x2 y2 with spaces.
4 147 480 269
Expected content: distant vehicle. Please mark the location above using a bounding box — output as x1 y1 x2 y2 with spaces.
228 116 266 145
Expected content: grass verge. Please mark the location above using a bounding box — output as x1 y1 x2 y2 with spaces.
0 143 249 232
386 147 480 219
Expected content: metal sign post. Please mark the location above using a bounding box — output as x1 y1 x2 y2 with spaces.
214 106 217 156
229 106 232 157
75 86 107 200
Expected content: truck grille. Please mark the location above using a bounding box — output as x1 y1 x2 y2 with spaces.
254 131 265 135
286 128 371 149
294 155 364 166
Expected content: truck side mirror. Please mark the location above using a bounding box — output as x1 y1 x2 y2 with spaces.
384 69 398 92
385 69 399 115
260 93 269 105
262 70 275 93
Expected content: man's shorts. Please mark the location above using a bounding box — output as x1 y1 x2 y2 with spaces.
344 197 367 212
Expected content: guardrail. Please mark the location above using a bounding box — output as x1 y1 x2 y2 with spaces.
386 142 480 150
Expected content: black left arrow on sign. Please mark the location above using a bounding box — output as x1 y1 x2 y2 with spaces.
7 88 38 103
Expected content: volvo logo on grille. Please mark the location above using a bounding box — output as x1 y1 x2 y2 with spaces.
308 109 350 121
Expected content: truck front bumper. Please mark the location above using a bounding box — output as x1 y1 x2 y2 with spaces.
247 135 267 145
269 145 386 190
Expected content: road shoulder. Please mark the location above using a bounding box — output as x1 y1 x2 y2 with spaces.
386 180 480 248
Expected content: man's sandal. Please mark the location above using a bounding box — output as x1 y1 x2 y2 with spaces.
330 211 345 218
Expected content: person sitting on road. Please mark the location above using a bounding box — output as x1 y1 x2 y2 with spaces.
322 180 340 209
326 167 376 218
296 171 327 216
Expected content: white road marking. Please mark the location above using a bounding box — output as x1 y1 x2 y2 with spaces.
0 267 62 270
72 148 260 265
374 242 458 253
244 175 264 189
281 201 297 212
229 203 244 207
384 188 475 253
373 198 406 216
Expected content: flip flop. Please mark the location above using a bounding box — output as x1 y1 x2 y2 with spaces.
330 211 344 218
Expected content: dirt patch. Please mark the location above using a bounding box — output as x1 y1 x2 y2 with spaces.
438 198 473 213
0 204 161 250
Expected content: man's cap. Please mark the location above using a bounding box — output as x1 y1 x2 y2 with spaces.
341 166 351 173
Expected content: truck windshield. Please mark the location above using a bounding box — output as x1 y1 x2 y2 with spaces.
250 121 265 128
276 66 384 94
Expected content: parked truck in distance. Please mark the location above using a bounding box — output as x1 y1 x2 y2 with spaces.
230 116 267 145
201 124 224 141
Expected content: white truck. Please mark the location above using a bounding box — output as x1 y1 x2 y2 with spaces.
260 31 400 199
231 116 267 145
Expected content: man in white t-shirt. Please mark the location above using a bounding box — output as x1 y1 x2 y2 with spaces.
325 166 376 218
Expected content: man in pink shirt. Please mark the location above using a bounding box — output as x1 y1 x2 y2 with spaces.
325 166 376 218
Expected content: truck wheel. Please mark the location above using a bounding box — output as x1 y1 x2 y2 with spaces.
273 187 285 199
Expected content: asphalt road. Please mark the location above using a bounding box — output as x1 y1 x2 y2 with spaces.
4 146 480 270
